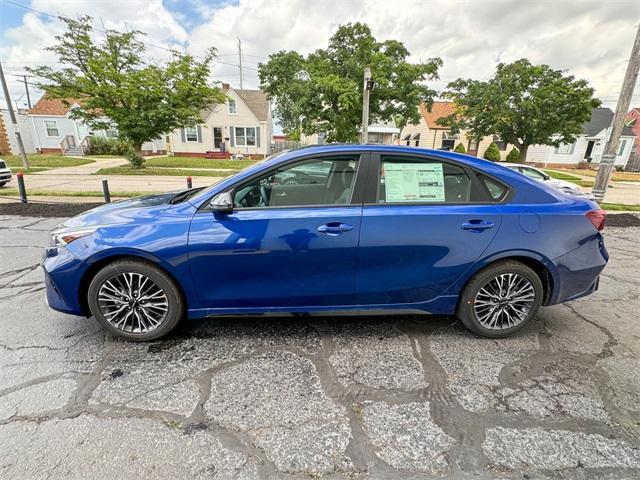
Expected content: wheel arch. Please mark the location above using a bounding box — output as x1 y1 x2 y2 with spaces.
78 251 188 317
456 251 558 307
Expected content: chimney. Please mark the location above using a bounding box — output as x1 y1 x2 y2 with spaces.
222 83 230 90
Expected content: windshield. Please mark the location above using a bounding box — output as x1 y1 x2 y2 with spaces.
186 151 291 203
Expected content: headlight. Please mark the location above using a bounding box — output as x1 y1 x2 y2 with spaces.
50 228 96 247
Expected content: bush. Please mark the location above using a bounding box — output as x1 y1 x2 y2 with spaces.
483 142 501 162
86 136 130 156
453 143 466 154
506 147 520 163
124 146 145 168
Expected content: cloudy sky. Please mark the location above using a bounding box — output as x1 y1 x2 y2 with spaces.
1 0 639 128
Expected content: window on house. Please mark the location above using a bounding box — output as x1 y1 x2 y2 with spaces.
617 139 627 156
44 121 59 137
411 133 421 147
441 131 458 150
555 142 575 154
468 139 479 152
493 135 507 150
367 132 385 144
185 126 198 142
228 99 237 115
105 128 118 138
235 127 257 147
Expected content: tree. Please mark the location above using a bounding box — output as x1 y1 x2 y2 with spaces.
453 143 466 154
28 16 225 166
438 59 600 162
483 142 501 162
259 23 442 142
506 147 520 163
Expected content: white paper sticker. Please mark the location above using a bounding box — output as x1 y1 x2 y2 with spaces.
383 163 445 202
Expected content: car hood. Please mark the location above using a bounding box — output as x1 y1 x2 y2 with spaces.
59 191 178 230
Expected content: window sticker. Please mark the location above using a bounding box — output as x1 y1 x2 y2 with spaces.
384 162 445 202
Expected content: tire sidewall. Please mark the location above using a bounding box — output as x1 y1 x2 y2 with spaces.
87 260 184 341
458 261 543 338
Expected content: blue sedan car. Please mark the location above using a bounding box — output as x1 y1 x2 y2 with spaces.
43 145 608 341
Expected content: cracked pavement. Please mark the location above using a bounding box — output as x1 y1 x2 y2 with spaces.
0 214 639 479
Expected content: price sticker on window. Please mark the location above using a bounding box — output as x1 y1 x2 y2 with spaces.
384 162 445 202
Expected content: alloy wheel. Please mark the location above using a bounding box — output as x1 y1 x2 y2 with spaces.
473 273 536 330
97 272 169 334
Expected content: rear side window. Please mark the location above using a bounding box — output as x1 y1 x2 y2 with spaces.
377 156 471 204
479 174 509 202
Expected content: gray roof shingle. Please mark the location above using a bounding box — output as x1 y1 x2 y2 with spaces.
584 107 634 136
235 89 270 122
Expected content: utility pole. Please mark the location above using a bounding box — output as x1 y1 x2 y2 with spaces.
23 75 31 109
361 66 373 143
592 23 640 202
237 37 244 89
0 61 29 169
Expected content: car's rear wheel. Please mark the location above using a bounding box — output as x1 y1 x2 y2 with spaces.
457 260 543 338
87 259 184 341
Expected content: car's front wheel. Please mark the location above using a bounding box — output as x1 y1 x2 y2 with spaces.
457 260 543 338
87 259 184 341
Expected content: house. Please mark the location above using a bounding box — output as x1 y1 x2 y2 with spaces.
24 94 165 156
526 108 635 168
366 122 400 144
624 107 640 171
167 84 272 159
398 101 512 159
0 109 37 155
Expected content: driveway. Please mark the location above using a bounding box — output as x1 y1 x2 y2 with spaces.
0 213 639 479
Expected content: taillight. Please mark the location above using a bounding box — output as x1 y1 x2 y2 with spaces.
586 209 606 231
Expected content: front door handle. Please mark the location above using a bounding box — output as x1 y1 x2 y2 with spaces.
317 222 354 236
461 219 494 232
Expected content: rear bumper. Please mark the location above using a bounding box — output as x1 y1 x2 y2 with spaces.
549 233 608 305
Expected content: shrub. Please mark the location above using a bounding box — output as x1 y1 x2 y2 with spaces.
87 136 130 156
506 147 520 163
483 142 501 162
453 143 466 154
124 145 145 168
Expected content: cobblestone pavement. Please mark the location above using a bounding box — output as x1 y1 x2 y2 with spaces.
0 215 639 480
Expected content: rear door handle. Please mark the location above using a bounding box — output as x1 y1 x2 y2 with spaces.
317 222 354 236
461 219 494 231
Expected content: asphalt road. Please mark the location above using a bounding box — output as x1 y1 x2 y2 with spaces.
0 214 639 479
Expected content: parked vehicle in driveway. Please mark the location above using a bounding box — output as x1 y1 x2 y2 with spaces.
43 145 608 341
501 162 594 199
0 159 12 187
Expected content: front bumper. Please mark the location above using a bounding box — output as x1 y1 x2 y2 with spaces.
0 171 11 182
42 246 88 316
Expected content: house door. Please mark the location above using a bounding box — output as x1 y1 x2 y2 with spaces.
213 127 223 150
467 139 479 156
584 141 595 161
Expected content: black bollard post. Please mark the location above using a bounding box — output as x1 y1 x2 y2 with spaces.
102 179 111 203
187 176 193 189
16 172 27 203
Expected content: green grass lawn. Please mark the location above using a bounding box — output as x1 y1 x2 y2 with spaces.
543 169 583 182
3 154 94 170
145 156 256 170
94 166 234 177
0 188 159 198
600 203 640 211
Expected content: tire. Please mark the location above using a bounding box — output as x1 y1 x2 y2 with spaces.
87 259 185 341
456 260 543 338
0 182 7 187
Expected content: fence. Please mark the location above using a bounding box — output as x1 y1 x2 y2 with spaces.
270 141 302 154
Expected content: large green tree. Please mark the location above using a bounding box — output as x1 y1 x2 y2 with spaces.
438 59 600 162
28 16 225 165
259 23 442 142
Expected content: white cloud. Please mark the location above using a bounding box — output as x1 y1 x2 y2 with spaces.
1 0 639 111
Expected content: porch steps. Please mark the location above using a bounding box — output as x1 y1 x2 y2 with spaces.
63 147 84 157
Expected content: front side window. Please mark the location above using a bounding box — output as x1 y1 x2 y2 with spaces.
377 156 471 204
521 167 546 181
235 127 257 147
185 126 198 142
44 121 59 137
228 99 237 114
233 156 358 208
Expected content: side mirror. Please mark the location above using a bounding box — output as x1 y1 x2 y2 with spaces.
209 191 234 214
